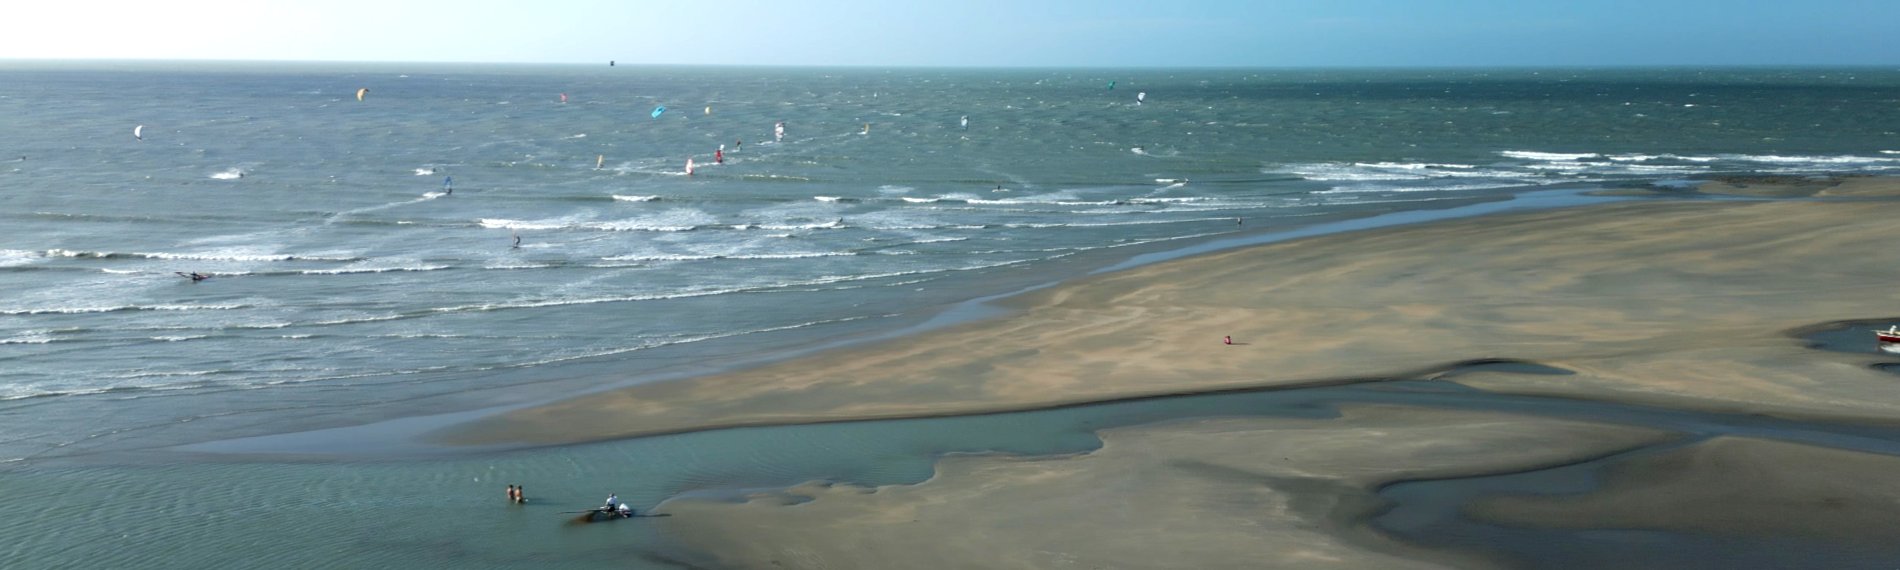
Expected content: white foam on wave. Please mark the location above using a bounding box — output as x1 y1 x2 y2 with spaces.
1284 161 1530 183
1128 196 1216 204
1735 154 1899 165
480 209 716 232
299 264 450 275
814 196 848 203
0 330 55 345
612 195 660 202
414 167 440 176
209 168 243 180
876 185 915 195
602 251 856 263
42 248 359 263
1883 150 1899 155
1001 217 1236 229
0 303 248 316
0 249 36 267
900 197 942 203
1315 181 1538 195
1499 150 1599 161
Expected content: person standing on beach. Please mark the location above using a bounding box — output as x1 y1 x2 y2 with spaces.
1223 336 1233 345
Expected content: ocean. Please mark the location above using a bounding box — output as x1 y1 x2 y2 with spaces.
1 62 1897 568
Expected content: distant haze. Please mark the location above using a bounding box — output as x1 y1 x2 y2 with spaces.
5 0 1897 67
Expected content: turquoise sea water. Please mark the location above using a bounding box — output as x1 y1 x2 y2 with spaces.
2 63 1898 567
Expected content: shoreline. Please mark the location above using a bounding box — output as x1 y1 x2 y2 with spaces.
437 175 1900 448
178 190 1545 459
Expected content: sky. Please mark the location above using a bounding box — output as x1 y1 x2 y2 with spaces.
3 0 1895 67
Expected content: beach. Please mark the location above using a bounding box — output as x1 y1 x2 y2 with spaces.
423 176 1900 566
449 176 1900 446
7 64 1900 569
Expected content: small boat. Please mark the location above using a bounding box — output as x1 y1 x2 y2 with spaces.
577 506 638 522
568 505 668 523
1875 325 1900 344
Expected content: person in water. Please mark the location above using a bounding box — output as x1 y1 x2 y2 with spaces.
177 272 209 282
604 494 618 510
735 139 742 151
616 502 633 517
511 233 521 249
514 485 525 504
715 145 724 164
506 485 516 502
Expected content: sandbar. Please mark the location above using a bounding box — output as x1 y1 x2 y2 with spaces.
442 177 1900 446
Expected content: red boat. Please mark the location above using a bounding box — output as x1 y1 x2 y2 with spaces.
1876 326 1900 344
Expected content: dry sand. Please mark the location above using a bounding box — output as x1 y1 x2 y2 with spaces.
657 406 1669 570
444 178 1900 446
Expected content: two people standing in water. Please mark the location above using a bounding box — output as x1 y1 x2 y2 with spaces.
505 484 525 504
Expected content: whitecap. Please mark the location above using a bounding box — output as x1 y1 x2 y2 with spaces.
0 303 248 316
612 195 660 202
1498 150 1599 161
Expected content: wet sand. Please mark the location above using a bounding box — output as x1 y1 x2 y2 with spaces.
444 177 1900 446
658 406 1667 570
1468 435 1900 546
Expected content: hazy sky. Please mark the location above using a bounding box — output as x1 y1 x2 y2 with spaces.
5 0 1895 67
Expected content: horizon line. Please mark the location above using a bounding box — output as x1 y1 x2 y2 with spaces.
1 57 1895 71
